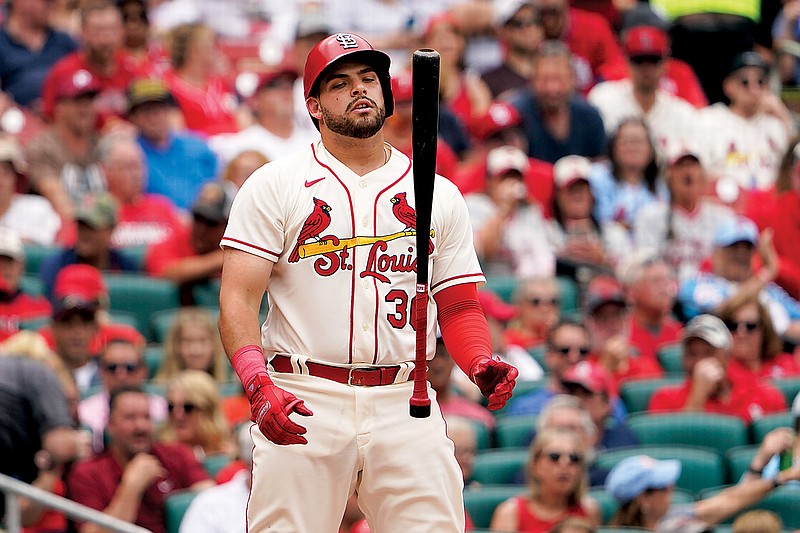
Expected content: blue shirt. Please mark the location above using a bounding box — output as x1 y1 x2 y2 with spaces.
511 91 606 164
505 387 628 423
40 248 139 301
0 27 77 106
139 132 219 211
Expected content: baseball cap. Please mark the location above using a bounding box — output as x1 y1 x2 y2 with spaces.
584 275 626 315
52 264 106 301
52 294 98 321
713 216 758 248
75 192 118 230
471 102 522 141
486 146 529 176
391 68 413 104
126 78 175 114
494 0 535 27
682 314 732 350
478 289 518 322
561 361 611 395
51 68 101 101
0 136 28 177
728 51 769 77
191 183 233 225
256 68 299 92
665 142 701 167
624 26 669 58
295 8 331 40
606 455 681 503
0 228 24 261
553 155 591 189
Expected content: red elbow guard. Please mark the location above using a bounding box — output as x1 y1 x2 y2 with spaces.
434 283 492 379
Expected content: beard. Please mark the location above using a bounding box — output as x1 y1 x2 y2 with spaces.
321 99 386 139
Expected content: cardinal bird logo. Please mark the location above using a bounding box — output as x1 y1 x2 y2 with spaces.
288 197 332 263
390 192 433 253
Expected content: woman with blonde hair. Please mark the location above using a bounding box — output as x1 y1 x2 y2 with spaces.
159 369 235 460
155 307 228 384
489 427 600 532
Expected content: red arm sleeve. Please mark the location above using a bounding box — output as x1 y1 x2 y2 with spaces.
434 282 492 379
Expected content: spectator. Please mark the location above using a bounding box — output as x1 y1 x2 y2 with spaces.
719 296 800 380
694 52 792 191
67 385 214 533
587 26 696 160
511 41 606 164
144 182 229 305
209 68 317 166
25 65 103 222
41 0 138 126
78 337 167 453
606 453 800 531
444 415 479 487
154 307 228 384
164 23 241 137
589 118 661 230
774 1 800 87
0 228 52 341
551 517 596 533
742 424 799 487
489 427 601 532
0 0 78 109
545 155 630 283
480 0 544 99
0 134 61 244
648 314 786 423
99 132 184 248
220 149 268 197
618 250 683 364
732 510 783 533
126 77 218 211
178 423 253 533
465 145 553 278
678 216 800 340
633 145 734 282
429 336 495 432
159 369 235 461
116 0 170 78
506 276 562 350
39 192 138 299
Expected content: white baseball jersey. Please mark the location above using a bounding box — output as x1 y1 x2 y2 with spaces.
221 140 485 366
692 103 788 190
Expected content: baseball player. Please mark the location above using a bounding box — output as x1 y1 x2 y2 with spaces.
218 33 519 532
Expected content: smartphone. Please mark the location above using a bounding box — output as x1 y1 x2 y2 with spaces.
779 449 794 471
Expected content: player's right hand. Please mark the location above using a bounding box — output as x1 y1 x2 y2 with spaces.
245 373 313 446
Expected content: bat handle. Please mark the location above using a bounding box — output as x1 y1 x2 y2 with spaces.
410 283 431 418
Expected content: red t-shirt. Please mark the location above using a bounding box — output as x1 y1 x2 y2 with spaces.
165 72 239 136
0 292 52 341
588 351 663 397
563 8 625 91
145 225 199 277
728 355 800 380
626 314 683 364
648 378 787 423
112 194 186 248
67 443 209 533
597 58 708 108
514 496 589 533
41 51 138 125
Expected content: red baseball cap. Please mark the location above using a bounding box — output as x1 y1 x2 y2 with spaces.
584 275 626 315
53 264 106 301
51 67 101 101
256 68 299 92
561 361 612 395
478 289 518 322
624 26 669 58
470 102 522 141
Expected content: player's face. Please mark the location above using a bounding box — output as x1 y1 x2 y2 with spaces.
309 61 386 139
108 391 153 457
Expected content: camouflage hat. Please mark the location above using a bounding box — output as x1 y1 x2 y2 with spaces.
75 192 118 230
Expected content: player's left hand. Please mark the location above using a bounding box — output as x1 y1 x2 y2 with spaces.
470 357 519 410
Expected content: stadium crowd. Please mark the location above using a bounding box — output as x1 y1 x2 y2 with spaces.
1 0 800 532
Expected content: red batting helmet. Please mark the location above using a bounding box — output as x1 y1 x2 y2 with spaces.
303 33 394 121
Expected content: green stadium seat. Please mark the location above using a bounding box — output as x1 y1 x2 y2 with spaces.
626 412 748 455
23 244 57 275
108 310 141 331
725 445 759 484
594 445 724 495
462 484 525 529
588 487 694 525
165 491 199 533
750 413 795 443
19 316 49 332
619 376 684 413
119 245 147 271
19 274 44 297
104 274 180 341
555 275 579 314
202 454 233 479
697 484 800 529
494 414 537 449
526 345 547 369
470 420 492 451
483 275 517 303
143 345 163 379
219 381 244 398
471 448 528 485
656 343 683 373
144 382 166 397
192 279 221 308
770 377 800 408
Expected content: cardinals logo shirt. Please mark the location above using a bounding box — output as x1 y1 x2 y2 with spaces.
221 141 484 366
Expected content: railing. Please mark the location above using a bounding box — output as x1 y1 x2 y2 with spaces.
0 473 150 533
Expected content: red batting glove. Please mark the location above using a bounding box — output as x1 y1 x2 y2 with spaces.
245 373 313 445
469 357 519 410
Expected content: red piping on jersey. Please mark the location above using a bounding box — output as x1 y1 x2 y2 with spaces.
431 272 483 291
220 237 281 258
312 143 357 364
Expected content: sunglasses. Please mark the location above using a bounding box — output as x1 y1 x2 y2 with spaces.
530 297 560 306
551 345 590 357
629 55 664 66
167 402 198 414
543 451 583 465
507 17 539 28
724 320 761 333
737 76 766 88
103 362 140 373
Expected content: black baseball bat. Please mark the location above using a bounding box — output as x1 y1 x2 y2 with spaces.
409 48 440 419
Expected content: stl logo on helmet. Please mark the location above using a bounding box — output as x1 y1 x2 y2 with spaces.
288 194 435 280
335 33 360 49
